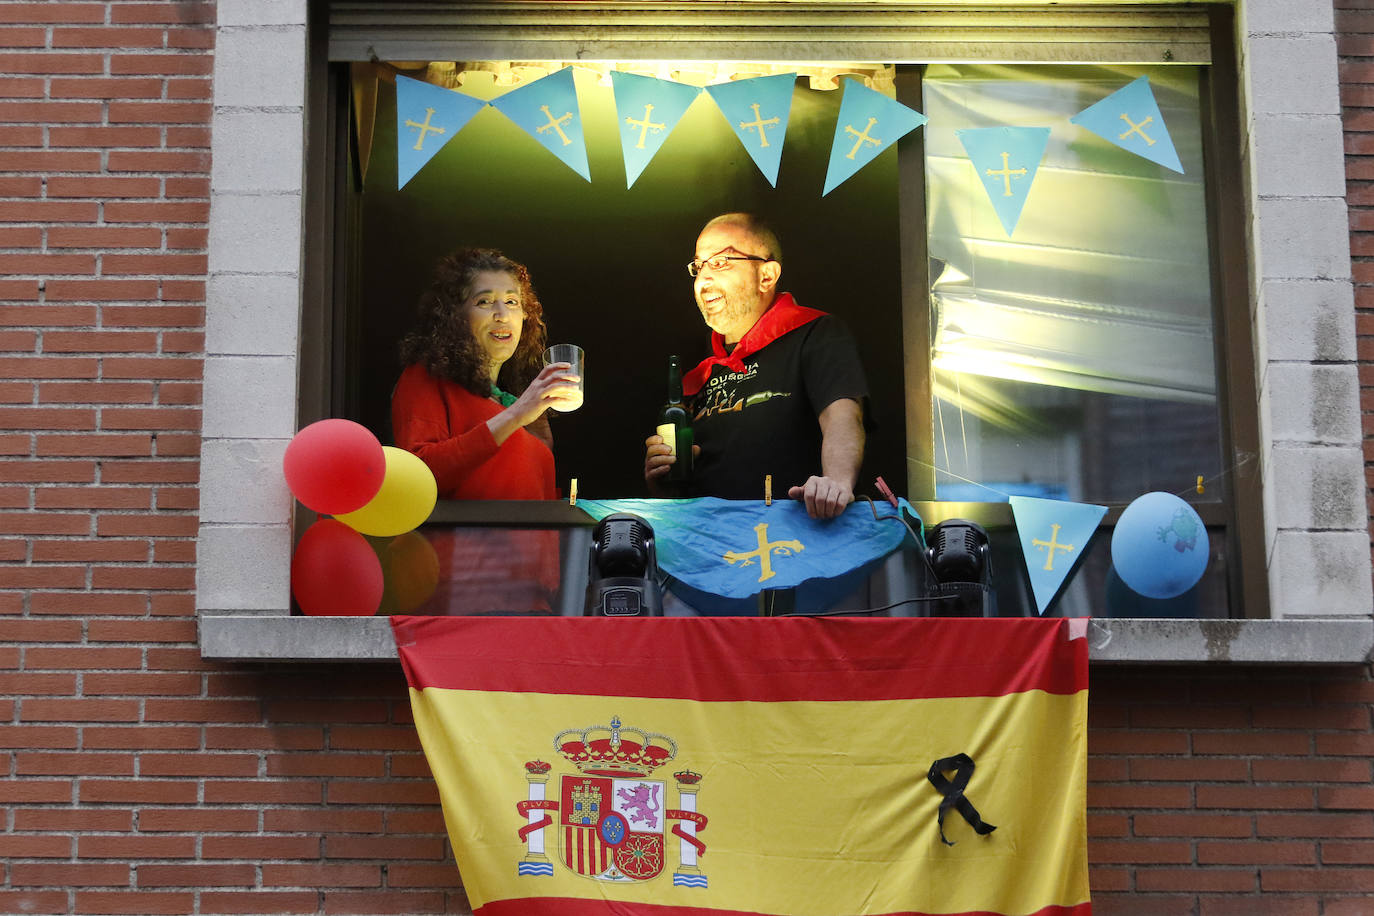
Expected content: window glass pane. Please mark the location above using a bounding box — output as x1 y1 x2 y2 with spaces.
922 64 1223 504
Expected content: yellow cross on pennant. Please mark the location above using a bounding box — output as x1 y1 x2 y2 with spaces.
625 104 665 149
723 523 805 583
1030 523 1075 572
985 151 1028 197
537 105 574 146
843 117 882 160
1117 112 1157 146
738 103 781 148
404 107 446 151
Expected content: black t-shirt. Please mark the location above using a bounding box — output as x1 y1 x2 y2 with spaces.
687 314 868 499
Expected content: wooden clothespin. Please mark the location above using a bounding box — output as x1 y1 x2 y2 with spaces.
764 474 772 506
875 475 899 509
1195 475 1204 495
569 478 578 507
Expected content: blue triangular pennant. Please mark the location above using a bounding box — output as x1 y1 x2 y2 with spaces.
578 497 919 600
394 74 486 189
822 79 927 196
705 73 796 187
1070 76 1183 174
956 126 1052 236
609 71 701 188
488 67 591 182
1010 495 1108 615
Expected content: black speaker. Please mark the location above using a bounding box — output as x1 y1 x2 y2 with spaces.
584 513 663 617
925 519 995 617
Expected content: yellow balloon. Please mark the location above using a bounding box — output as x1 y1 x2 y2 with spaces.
336 446 437 537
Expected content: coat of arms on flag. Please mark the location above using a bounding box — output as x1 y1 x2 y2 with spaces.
516 716 708 886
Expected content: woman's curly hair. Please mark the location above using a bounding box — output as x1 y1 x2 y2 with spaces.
399 248 548 398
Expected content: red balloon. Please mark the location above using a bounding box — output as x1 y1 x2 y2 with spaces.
282 419 385 515
291 519 384 616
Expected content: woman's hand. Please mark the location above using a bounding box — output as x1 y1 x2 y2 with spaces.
487 362 580 446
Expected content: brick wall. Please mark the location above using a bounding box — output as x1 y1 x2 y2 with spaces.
0 1 1371 915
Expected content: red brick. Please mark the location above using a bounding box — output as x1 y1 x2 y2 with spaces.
1137 869 1258 892
0 29 44 50
73 891 196 915
32 539 147 562
111 55 213 77
101 357 202 379
1198 840 1318 865
94 514 197 538
163 177 208 198
108 101 211 125
262 864 381 888
138 809 258 833
1258 813 1374 838
204 780 323 805
104 201 208 223
1253 758 1371 782
328 780 439 806
197 891 320 914
48 176 161 199
17 752 134 777
164 228 208 249
1263 869 1374 892
25 646 144 669
153 540 195 562
0 406 94 428
0 779 74 803
320 891 448 915
0 304 94 324
166 78 212 99
1129 757 1252 781
34 486 151 509
51 76 164 98
88 619 197 644
0 226 41 246
83 672 201 698
79 779 199 805
101 461 198 484
1322 840 1374 864
104 305 204 327
0 100 102 121
1321 786 1374 810
102 408 199 430
103 254 207 276
0 725 78 749
45 279 159 301
1198 785 1316 810
261 808 383 834
50 125 160 148
10 862 129 887
0 459 94 483
80 835 197 860
12 807 131 831
1193 732 1314 755
0 200 98 222
52 28 167 49
138 864 256 888
201 835 321 860
29 592 147 615
0 4 107 24
0 151 100 173
0 176 41 196
324 835 446 860
0 54 103 75
37 434 153 456
109 150 210 173
48 226 162 248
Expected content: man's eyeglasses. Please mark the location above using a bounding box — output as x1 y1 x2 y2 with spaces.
687 254 771 277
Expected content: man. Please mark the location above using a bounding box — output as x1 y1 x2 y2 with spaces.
644 212 868 519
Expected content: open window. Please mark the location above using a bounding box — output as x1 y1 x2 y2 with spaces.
299 3 1259 620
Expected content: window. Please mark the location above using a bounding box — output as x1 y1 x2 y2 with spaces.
198 2 1373 659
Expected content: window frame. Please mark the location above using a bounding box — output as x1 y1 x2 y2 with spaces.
196 0 1374 662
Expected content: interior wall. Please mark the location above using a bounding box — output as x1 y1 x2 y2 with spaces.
352 66 908 498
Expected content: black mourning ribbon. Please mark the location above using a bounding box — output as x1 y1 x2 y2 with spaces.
927 753 997 846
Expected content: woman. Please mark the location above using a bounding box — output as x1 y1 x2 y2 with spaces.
390 248 578 614
391 247 578 500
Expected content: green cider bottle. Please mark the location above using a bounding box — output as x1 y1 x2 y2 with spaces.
656 355 694 487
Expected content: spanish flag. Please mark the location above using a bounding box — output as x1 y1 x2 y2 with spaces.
393 616 1091 916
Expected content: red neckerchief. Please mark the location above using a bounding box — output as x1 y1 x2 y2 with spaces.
682 293 826 397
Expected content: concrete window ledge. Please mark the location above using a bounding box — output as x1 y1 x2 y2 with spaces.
199 616 1374 665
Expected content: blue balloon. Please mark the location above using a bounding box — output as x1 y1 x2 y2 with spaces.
1110 492 1209 599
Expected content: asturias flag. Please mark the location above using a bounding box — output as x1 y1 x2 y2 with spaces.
394 615 1092 916
577 497 919 600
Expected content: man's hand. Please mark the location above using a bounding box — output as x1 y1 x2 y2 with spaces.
643 435 700 497
788 475 853 520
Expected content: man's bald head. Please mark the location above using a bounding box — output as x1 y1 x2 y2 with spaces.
700 212 782 265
